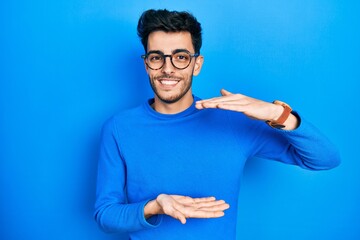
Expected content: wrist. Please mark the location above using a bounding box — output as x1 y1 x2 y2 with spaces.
144 199 162 219
266 100 293 129
282 113 299 130
270 103 285 122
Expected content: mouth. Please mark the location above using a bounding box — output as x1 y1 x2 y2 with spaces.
156 77 181 88
159 79 179 86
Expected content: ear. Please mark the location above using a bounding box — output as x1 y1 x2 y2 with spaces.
143 59 150 75
192 55 204 76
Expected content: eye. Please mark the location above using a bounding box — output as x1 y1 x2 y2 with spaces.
148 54 163 62
174 53 190 62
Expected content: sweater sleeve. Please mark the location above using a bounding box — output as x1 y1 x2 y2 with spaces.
94 117 161 233
246 112 341 170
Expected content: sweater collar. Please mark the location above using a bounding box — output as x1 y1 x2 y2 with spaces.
144 96 201 120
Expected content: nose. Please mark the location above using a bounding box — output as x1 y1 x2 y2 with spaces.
161 56 175 74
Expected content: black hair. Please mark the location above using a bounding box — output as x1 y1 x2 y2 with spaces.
137 9 202 54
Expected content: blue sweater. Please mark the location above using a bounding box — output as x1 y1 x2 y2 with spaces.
94 97 340 240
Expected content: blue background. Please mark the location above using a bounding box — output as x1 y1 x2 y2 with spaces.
1 0 359 239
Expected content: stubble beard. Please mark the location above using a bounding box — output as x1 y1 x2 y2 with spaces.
149 74 193 104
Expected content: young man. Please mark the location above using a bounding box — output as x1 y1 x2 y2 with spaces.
94 9 340 239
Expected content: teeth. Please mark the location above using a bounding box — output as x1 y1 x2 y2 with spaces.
160 80 178 85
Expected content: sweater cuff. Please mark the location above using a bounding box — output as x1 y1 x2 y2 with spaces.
139 200 163 229
271 111 304 133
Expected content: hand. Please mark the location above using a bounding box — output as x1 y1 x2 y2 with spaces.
196 89 282 121
144 194 230 224
195 89 298 129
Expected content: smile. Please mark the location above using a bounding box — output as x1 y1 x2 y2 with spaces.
160 80 179 85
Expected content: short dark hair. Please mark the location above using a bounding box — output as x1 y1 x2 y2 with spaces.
137 9 202 54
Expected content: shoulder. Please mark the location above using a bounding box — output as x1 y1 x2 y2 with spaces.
112 104 144 122
102 103 146 132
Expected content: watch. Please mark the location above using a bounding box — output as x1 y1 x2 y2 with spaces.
266 100 292 129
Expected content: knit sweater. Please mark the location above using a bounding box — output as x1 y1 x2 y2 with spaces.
94 96 340 240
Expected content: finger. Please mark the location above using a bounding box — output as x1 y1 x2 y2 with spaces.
184 208 226 219
196 97 223 106
181 199 225 208
197 101 248 110
216 103 254 113
173 209 187 224
166 207 187 224
162 203 187 224
202 98 249 108
193 210 225 218
195 102 205 109
195 101 225 109
174 202 229 219
188 199 226 208
220 89 232 96
198 95 248 107
171 195 196 204
192 196 217 203
172 195 216 204
197 90 252 106
196 96 235 109
198 203 230 212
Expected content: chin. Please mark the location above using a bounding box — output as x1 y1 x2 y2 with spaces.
157 94 183 104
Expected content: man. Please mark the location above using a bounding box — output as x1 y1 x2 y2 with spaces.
94 9 340 239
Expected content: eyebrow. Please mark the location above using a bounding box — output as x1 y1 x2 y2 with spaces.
147 49 191 54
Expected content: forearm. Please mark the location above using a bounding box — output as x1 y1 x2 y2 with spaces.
96 118 162 233
144 199 162 219
282 113 299 130
277 115 341 170
95 200 160 233
268 103 299 130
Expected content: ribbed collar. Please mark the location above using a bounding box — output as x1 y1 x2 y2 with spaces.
143 96 201 120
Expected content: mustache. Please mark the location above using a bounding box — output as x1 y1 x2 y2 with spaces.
154 75 182 81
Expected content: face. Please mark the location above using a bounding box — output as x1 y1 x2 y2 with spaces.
145 31 204 105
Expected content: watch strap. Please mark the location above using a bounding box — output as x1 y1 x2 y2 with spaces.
266 100 292 129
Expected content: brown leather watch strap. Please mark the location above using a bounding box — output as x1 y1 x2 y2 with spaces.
266 100 292 129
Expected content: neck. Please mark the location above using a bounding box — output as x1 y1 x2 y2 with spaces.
152 94 194 114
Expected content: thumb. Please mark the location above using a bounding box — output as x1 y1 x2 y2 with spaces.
220 89 232 96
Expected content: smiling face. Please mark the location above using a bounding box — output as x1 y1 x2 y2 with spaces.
145 31 204 113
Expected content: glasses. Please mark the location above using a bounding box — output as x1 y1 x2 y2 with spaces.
141 49 199 70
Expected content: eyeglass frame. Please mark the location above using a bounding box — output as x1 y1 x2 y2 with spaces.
141 49 200 70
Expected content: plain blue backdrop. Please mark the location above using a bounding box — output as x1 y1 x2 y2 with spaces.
1 0 359 239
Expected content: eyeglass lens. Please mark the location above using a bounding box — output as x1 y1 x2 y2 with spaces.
146 51 192 70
